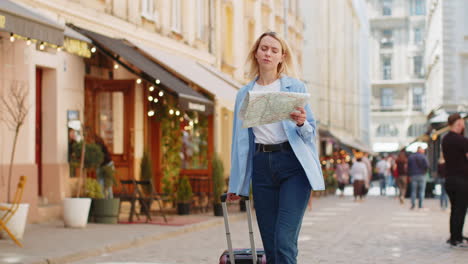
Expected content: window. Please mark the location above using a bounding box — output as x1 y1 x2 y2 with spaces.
181 111 208 169
413 0 425 15
382 0 392 16
414 56 423 78
382 56 392 80
414 28 423 44
407 123 426 137
196 0 206 40
412 87 424 111
141 0 154 20
380 29 393 48
171 0 181 32
381 88 394 108
376 124 399 137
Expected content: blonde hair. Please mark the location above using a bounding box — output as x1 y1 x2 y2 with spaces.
246 32 298 79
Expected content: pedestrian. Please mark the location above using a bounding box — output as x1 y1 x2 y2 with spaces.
226 31 324 264
350 152 368 201
376 156 390 195
441 113 468 248
335 159 350 197
437 155 448 210
361 152 372 196
95 134 115 198
395 150 408 204
407 147 429 210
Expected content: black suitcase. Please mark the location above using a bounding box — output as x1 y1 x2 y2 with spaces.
218 194 266 264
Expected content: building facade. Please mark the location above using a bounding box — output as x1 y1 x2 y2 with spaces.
0 0 305 223
367 0 427 153
303 0 371 156
425 0 468 116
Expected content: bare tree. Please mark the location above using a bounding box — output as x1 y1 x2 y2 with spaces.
0 81 30 203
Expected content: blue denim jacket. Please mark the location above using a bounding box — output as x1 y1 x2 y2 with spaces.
228 76 325 196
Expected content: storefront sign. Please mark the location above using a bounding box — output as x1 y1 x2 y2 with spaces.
188 102 206 112
64 38 91 58
0 15 5 28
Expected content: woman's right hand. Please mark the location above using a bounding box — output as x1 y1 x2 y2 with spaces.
227 193 241 202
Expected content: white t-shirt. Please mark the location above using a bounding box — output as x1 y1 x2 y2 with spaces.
251 79 289 144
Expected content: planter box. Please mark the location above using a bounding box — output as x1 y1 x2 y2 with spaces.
0 203 29 240
63 198 91 228
91 198 120 224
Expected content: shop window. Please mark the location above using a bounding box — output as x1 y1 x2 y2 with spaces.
97 92 124 154
180 111 208 169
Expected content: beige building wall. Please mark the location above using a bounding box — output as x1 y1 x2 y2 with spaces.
303 0 369 147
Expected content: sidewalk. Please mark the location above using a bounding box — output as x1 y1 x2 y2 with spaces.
0 205 246 264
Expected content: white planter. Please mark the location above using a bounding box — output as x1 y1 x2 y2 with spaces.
63 198 91 228
0 203 29 240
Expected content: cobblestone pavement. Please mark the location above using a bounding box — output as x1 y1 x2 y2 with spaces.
72 195 467 264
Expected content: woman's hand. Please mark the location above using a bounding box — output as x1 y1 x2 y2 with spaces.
290 107 307 126
227 193 241 202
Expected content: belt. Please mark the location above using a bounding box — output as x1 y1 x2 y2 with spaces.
256 141 292 152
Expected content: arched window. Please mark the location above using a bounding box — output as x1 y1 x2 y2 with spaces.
376 124 399 137
407 123 426 137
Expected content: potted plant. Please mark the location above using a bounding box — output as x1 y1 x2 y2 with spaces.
176 176 193 215
139 150 153 214
0 81 30 240
91 164 120 224
212 154 224 216
63 141 103 228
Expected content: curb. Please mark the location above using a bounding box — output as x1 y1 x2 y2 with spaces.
31 213 246 264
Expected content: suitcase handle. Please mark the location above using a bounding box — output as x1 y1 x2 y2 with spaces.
221 193 257 264
220 193 250 203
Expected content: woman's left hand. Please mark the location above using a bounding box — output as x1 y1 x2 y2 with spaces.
290 107 307 126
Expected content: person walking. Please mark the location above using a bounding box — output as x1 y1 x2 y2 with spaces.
335 160 350 197
350 153 368 201
441 113 468 248
437 155 448 210
226 32 325 264
361 152 372 196
376 156 390 195
407 147 429 210
395 150 408 204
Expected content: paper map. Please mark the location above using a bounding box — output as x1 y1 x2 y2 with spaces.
239 91 310 128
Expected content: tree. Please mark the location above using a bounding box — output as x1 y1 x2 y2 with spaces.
0 81 30 203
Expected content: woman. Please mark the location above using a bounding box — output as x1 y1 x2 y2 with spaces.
226 32 325 264
335 159 350 197
395 150 408 204
350 154 368 201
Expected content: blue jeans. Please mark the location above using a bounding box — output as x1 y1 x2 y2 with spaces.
252 148 311 264
410 175 426 208
378 173 386 195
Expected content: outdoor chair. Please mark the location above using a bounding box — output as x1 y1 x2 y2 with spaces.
116 179 167 223
0 176 27 247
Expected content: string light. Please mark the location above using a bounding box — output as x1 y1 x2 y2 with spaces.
39 42 45 50
91 46 97 53
149 86 155 92
175 110 180 116
136 78 142 84
147 110 155 117
57 46 62 52
155 79 160 84
189 121 194 126
153 98 158 103
26 38 32 45
158 91 164 97
9 33 15 42
169 109 174 115
148 96 153 101
114 64 119 69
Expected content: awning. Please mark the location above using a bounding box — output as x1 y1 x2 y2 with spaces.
0 0 64 46
71 25 213 114
132 42 240 111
